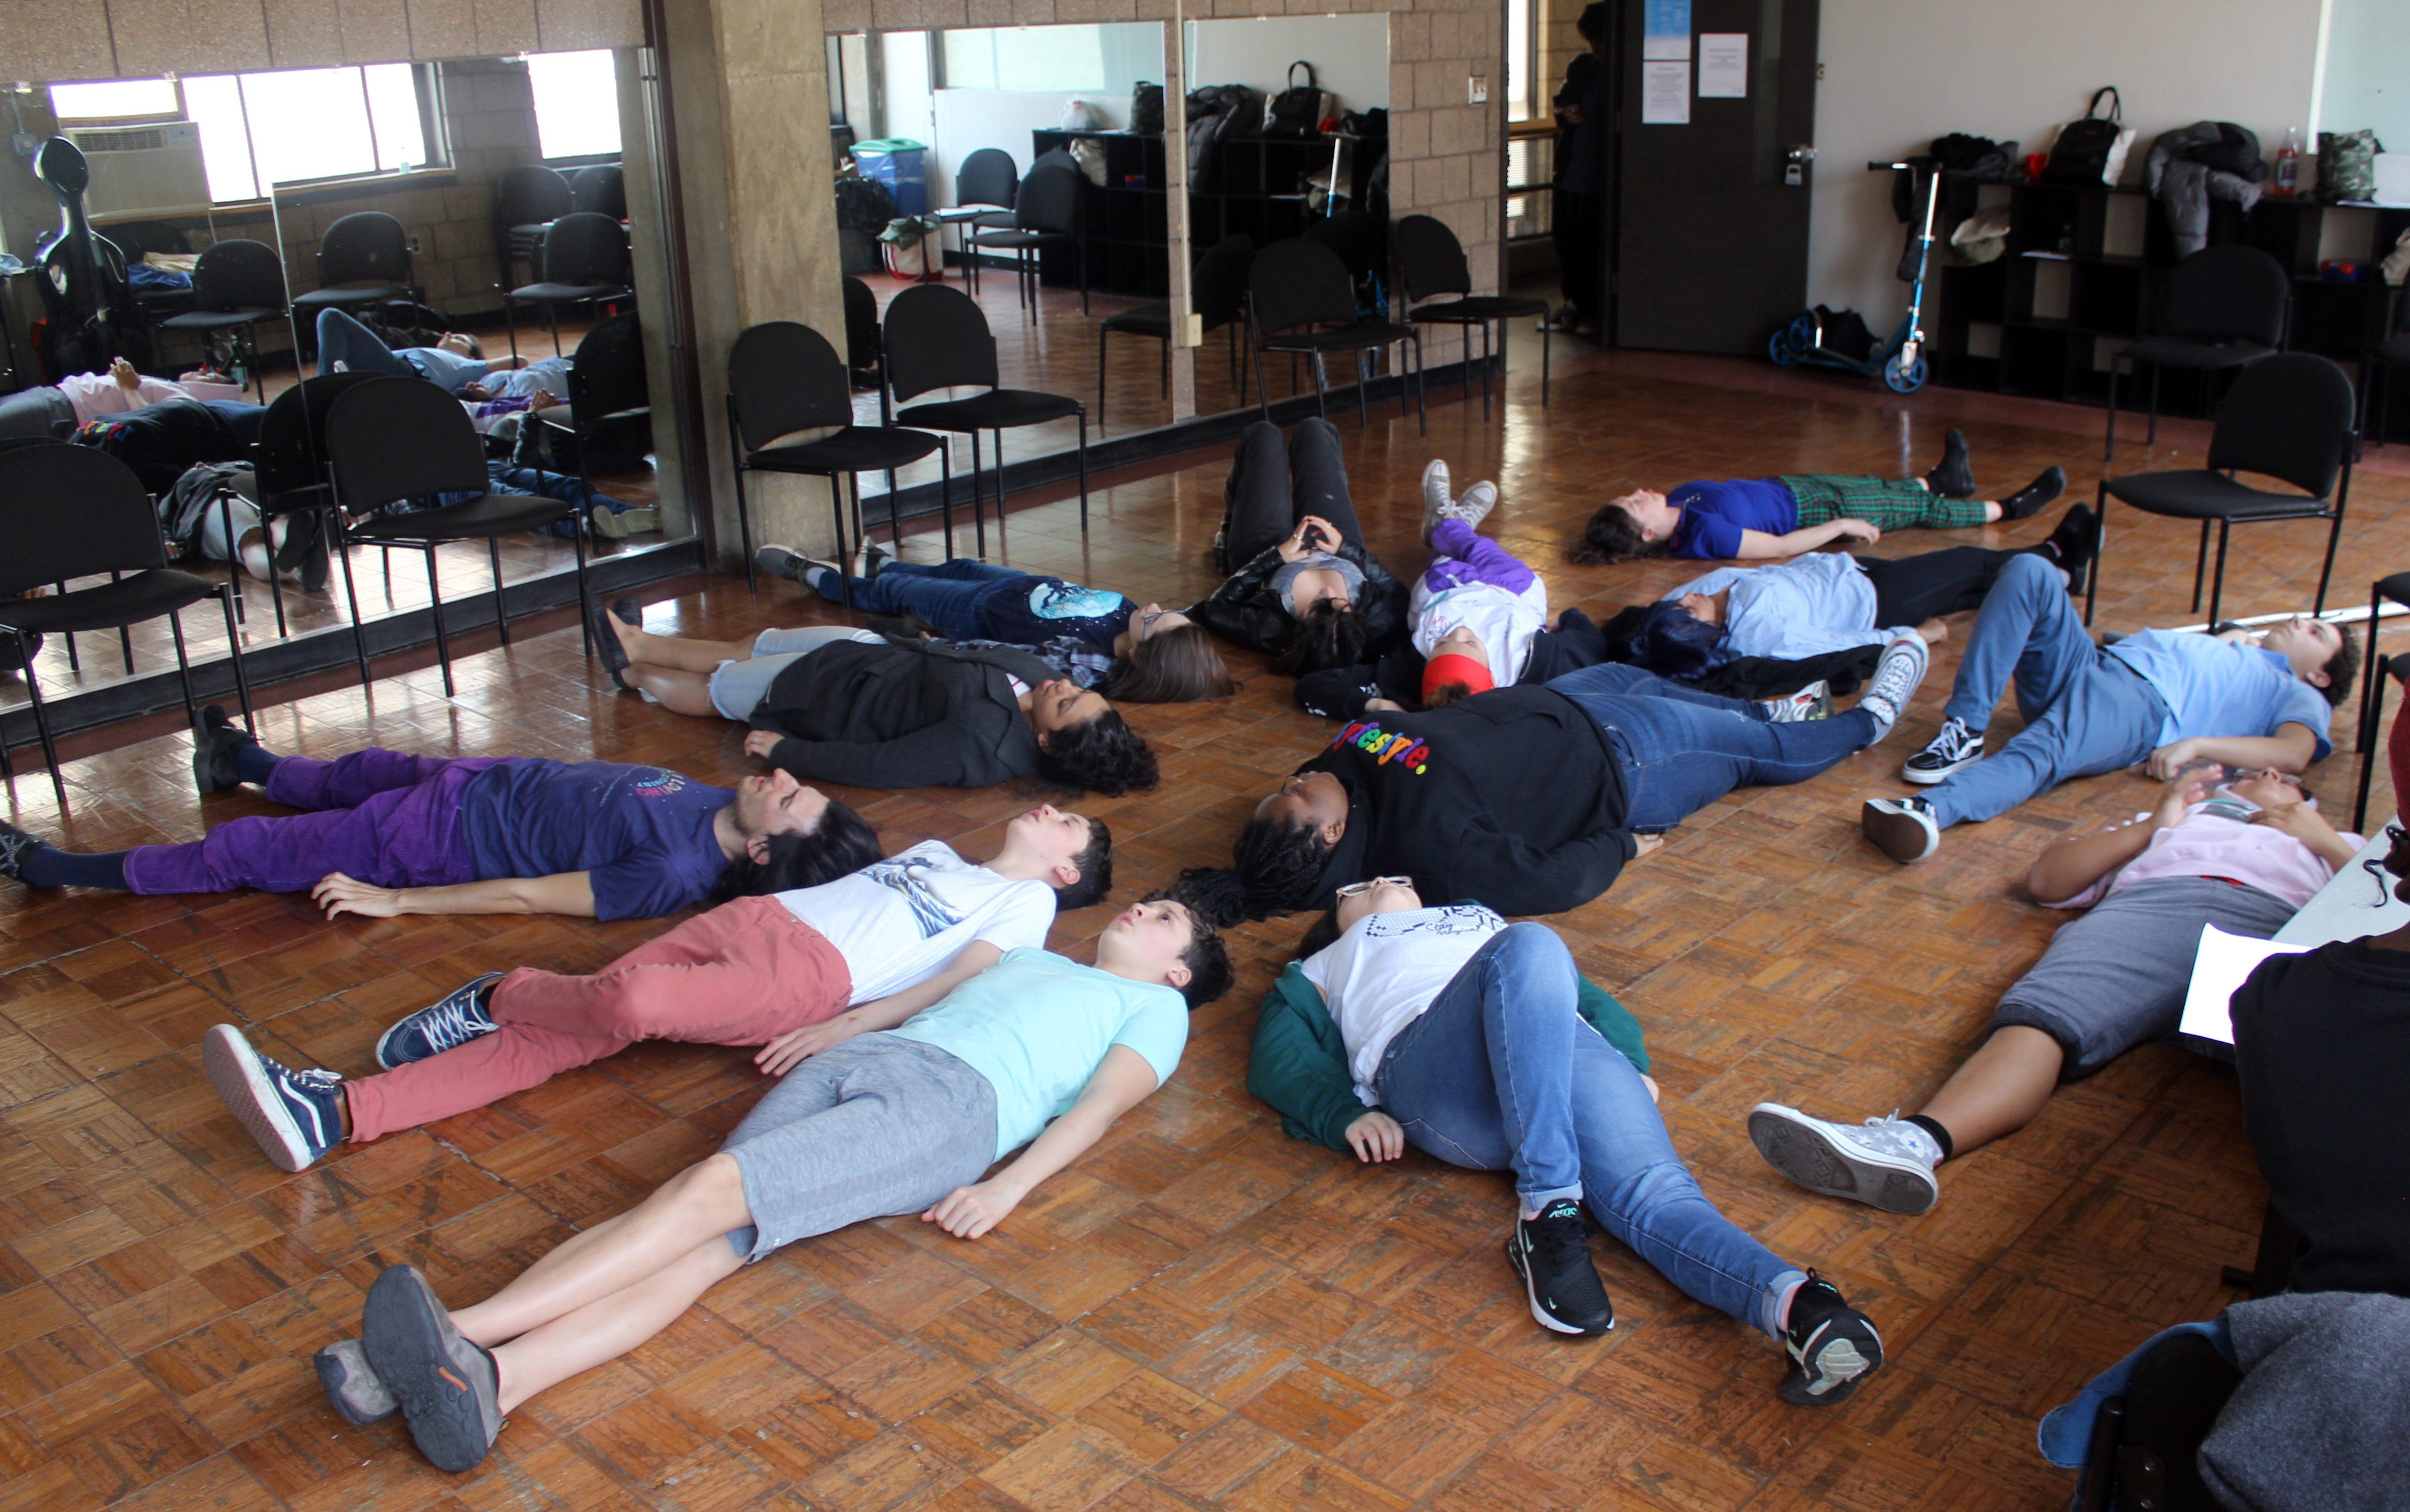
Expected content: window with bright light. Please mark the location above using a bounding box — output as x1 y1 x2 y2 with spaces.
71 67 436 203
527 51 623 160
1505 0 1534 122
48 79 180 121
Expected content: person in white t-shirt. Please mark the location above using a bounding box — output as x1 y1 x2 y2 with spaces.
203 807 1113 1176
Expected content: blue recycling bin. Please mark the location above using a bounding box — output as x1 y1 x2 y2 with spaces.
852 138 927 217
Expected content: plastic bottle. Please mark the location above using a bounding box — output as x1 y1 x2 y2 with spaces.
2274 127 2300 198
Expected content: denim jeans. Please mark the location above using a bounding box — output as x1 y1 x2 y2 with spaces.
817 559 1030 641
314 307 418 381
1374 924 1805 1336
1546 663 1879 832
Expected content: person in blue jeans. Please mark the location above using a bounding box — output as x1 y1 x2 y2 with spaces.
1246 880 1884 1404
314 308 566 400
1862 552 2356 863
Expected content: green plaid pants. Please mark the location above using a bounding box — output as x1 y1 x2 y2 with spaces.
1776 475 1989 531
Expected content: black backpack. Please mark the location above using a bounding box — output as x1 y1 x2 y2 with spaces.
835 176 897 232
1130 81 1165 136
1265 62 1334 139
2044 87 2125 185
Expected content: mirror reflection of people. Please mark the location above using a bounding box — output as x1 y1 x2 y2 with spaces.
314 307 567 401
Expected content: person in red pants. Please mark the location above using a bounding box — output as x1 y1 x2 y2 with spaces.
202 806 1113 1171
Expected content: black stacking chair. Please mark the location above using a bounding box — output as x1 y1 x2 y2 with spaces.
493 164 573 290
1097 234 1255 431
0 443 255 804
231 371 385 638
1395 213 1552 413
502 211 629 360
323 376 590 697
1248 237 1425 433
568 164 626 220
725 321 947 595
532 312 650 497
2070 1328 2243 1512
931 149 1019 296
2354 573 2410 832
2105 244 2289 461
969 163 1085 318
2088 353 2356 629
2360 288 2410 446
884 283 1086 557
843 275 884 392
289 212 416 334
158 239 287 400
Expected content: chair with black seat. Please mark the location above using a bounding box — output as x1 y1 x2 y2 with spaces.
930 148 1019 297
1247 237 1425 433
502 211 629 360
969 162 1085 318
289 213 416 344
842 275 885 393
2359 287 2410 446
2352 572 2410 831
492 164 574 292
568 164 626 220
0 443 256 804
725 321 948 596
1395 213 1552 414
2105 244 2290 461
238 371 387 638
2088 352 2356 631
1096 234 1255 431
884 283 1087 557
158 239 288 400
531 311 651 498
322 375 591 697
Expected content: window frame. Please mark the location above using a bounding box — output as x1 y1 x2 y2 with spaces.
47 79 187 127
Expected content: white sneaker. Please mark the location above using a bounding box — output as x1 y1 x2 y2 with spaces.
1861 795 1940 863
1445 480 1498 534
1748 1104 1941 1215
1420 458 1454 543
1856 632 1929 738
1756 681 1832 723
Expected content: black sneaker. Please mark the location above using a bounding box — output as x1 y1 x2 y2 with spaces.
1903 716 1983 784
1923 428 1974 499
0 819 40 881
363 1266 504 1473
1998 466 2066 521
191 704 252 795
2041 503 2099 593
1504 1199 1614 1337
1780 1272 1883 1406
375 972 506 1070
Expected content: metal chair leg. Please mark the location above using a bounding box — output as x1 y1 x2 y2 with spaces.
424 545 455 698
1075 409 1089 535
217 582 256 732
488 536 511 645
1412 334 1428 435
1355 348 1370 428
2105 357 2120 462
1541 318 1552 406
2206 518 2231 629
1310 351 1330 421
569 507 592 670
2356 652 2392 834
112 573 132 674
166 608 199 725
21 664 64 806
2312 488 2347 616
1096 326 1110 432
2192 519 2211 613
827 474 851 608
2084 484 2108 625
2362 581 2387 765
939 443 954 559
2148 364 2162 448
971 431 987 558
336 514 375 691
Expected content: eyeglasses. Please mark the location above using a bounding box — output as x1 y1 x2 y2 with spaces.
1335 875 1413 900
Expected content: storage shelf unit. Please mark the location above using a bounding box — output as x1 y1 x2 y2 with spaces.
1028 129 1170 299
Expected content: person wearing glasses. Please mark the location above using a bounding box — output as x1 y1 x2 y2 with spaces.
1750 764 2361 1217
1247 878 1886 1405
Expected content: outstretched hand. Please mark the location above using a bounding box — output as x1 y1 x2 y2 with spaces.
314 872 411 919
1833 518 1882 545
922 1180 1018 1239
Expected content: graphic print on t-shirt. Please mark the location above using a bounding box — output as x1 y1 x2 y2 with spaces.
1361 903 1498 939
1029 582 1124 621
1331 719 1432 775
859 852 973 938
627 769 689 796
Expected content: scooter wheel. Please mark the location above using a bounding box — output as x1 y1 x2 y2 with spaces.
1883 352 1928 393
1768 328 1795 366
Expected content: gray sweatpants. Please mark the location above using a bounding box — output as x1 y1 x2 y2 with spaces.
1991 876 2296 1078
720 1034 998 1261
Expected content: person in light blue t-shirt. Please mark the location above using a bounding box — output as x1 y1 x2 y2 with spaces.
1861 552 2359 864
325 898 1232 1475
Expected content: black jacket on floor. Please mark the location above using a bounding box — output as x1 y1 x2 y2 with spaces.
749 636 1055 790
1295 685 1634 916
1188 542 1407 658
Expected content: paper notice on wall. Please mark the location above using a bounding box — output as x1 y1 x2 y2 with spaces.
1643 0 1691 59
1641 61 1691 124
1697 33 1748 97
2177 924 2313 1045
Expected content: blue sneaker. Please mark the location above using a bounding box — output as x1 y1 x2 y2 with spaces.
375 973 505 1070
203 1024 345 1172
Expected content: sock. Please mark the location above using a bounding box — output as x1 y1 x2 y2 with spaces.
808 566 843 599
1905 1114 1955 1164
1774 1276 1808 1333
19 845 131 890
233 741 281 788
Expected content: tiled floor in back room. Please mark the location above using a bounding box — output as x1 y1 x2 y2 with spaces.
2 334 2403 1512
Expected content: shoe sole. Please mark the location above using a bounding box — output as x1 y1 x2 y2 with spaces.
363 1268 497 1474
590 506 659 540
203 1025 315 1173
1780 1340 1880 1406
1861 801 1939 864
1748 1106 1938 1216
1503 1236 1613 1338
1900 752 1980 785
590 600 630 687
316 1341 397 1425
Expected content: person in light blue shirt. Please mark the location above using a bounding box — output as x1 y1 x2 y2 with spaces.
1861 552 2358 864
314 307 534 396
321 897 1231 1475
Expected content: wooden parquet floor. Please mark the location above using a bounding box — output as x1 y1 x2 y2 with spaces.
2 353 2403 1512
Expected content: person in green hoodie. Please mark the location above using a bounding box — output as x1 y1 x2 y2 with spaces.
1247 878 1885 1405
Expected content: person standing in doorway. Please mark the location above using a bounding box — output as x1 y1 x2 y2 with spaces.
1547 3 1611 334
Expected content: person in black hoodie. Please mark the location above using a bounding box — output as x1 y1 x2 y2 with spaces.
1188 419 1407 675
594 609 1158 796
1179 636 1932 924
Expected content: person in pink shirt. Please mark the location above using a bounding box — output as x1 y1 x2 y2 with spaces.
54 357 243 422
1744 764 2360 1215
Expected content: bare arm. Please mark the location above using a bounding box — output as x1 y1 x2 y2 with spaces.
2146 723 2322 780
313 870 597 919
922 1044 1160 1239
753 940 1005 1075
2028 775 2207 905
1733 519 1882 560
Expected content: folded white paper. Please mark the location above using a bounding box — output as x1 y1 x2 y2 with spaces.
2179 924 2314 1045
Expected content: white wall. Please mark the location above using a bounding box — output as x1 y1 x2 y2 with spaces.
2320 0 2410 150
1808 0 2325 323
930 90 1121 209
1184 14 1391 116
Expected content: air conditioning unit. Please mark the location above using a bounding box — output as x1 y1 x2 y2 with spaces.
63 121 211 219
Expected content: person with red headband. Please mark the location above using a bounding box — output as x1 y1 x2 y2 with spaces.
1410 459 1544 708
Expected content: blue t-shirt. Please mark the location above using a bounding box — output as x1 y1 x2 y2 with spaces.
401 344 492 395
1667 478 1798 560
979 576 1133 655
889 947 1187 1159
2104 630 2336 759
458 759 735 921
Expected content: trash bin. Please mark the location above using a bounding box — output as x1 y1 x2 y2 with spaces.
851 138 928 217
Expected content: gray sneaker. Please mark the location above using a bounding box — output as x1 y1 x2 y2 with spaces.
1855 633 1929 738
1748 1104 1940 1215
1445 480 1499 534
1419 458 1454 543
315 1337 397 1424
754 544 808 583
1756 681 1832 723
363 1266 503 1473
589 505 660 540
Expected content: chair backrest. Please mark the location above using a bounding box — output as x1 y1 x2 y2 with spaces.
254 370 390 503
1249 238 1357 333
496 164 574 227
882 283 1000 401
569 164 626 219
189 238 287 314
324 375 491 513
569 311 649 420
0 443 169 596
539 211 629 285
956 149 1018 210
1394 214 1470 304
1014 164 1083 235
2158 244 2290 348
1306 210 1383 285
1194 234 1257 330
2206 352 2357 498
726 321 855 452
317 211 411 286
842 275 881 369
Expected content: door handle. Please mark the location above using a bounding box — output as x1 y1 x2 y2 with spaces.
1785 145 1816 186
